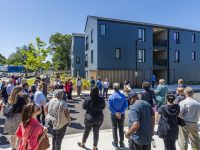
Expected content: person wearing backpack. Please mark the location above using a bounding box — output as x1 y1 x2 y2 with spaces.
16 103 48 150
3 86 26 150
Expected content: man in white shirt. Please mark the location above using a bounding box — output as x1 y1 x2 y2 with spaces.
103 78 110 99
178 87 200 150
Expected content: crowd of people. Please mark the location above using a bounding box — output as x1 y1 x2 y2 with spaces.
0 74 200 150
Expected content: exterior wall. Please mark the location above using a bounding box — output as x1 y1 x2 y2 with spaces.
71 35 85 77
85 17 98 75
97 20 153 83
169 29 200 83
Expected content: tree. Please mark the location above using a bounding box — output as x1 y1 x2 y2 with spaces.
21 37 50 71
49 33 72 70
0 53 6 64
6 46 28 65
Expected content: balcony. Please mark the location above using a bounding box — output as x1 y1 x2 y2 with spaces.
153 40 168 47
154 59 168 66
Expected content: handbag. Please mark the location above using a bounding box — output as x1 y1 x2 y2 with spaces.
178 117 185 127
57 102 71 129
3 103 14 118
38 134 50 150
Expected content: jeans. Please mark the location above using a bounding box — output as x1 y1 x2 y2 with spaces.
37 106 45 125
111 114 125 145
103 88 108 99
52 124 67 150
82 119 103 146
163 139 176 150
129 138 151 150
99 89 103 97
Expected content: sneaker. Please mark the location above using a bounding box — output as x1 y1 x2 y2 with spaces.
119 143 125 149
77 142 85 148
112 141 119 149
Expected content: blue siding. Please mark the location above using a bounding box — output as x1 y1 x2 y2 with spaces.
71 35 85 77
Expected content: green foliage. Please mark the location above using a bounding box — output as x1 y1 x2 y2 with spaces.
21 37 50 71
49 33 72 71
0 53 6 64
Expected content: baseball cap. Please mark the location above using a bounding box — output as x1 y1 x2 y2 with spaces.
128 90 137 99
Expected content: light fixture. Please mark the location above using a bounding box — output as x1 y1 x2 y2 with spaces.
154 29 157 32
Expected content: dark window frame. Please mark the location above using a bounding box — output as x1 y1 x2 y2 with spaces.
138 49 145 63
76 57 80 64
91 29 93 43
173 32 180 44
174 50 180 63
192 51 196 60
192 34 196 43
91 50 94 64
138 28 145 42
115 48 121 59
100 24 106 35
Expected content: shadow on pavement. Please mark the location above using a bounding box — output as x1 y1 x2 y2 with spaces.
69 122 84 130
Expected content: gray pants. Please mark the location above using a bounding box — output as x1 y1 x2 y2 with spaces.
178 123 200 150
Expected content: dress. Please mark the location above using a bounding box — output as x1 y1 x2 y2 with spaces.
4 97 26 135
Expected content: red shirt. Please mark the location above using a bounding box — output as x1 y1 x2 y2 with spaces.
16 118 43 150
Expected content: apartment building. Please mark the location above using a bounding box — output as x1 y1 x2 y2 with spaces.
72 16 200 86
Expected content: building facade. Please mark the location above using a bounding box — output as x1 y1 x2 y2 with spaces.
71 33 85 77
72 16 200 87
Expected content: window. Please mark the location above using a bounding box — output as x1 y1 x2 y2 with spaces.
173 32 179 44
174 50 180 63
115 48 121 59
85 54 88 67
86 36 89 50
100 24 106 35
192 51 196 60
76 70 80 77
138 28 145 42
138 49 145 63
91 29 93 43
76 57 80 64
91 50 94 63
192 34 196 43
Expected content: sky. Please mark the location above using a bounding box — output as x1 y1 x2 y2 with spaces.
0 0 200 58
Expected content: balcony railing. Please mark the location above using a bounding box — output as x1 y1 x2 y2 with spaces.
153 40 168 47
154 59 168 66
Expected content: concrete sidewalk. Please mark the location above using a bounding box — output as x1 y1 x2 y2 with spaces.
48 127 187 150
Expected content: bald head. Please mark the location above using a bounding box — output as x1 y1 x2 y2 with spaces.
159 79 165 85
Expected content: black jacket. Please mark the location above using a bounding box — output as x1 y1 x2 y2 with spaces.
82 96 105 122
157 104 180 140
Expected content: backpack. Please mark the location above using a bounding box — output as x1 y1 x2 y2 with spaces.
3 103 14 118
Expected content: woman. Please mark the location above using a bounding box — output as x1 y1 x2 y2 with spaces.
34 84 46 125
4 86 26 150
65 79 73 100
16 103 48 150
157 93 180 150
76 77 82 98
45 89 71 150
78 86 105 150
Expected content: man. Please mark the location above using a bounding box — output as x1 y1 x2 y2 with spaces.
154 79 168 123
103 78 110 99
6 79 14 96
125 91 154 150
178 87 200 150
90 76 95 88
177 79 186 88
45 74 51 85
41 77 48 97
108 83 128 149
97 77 103 97
0 81 8 104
